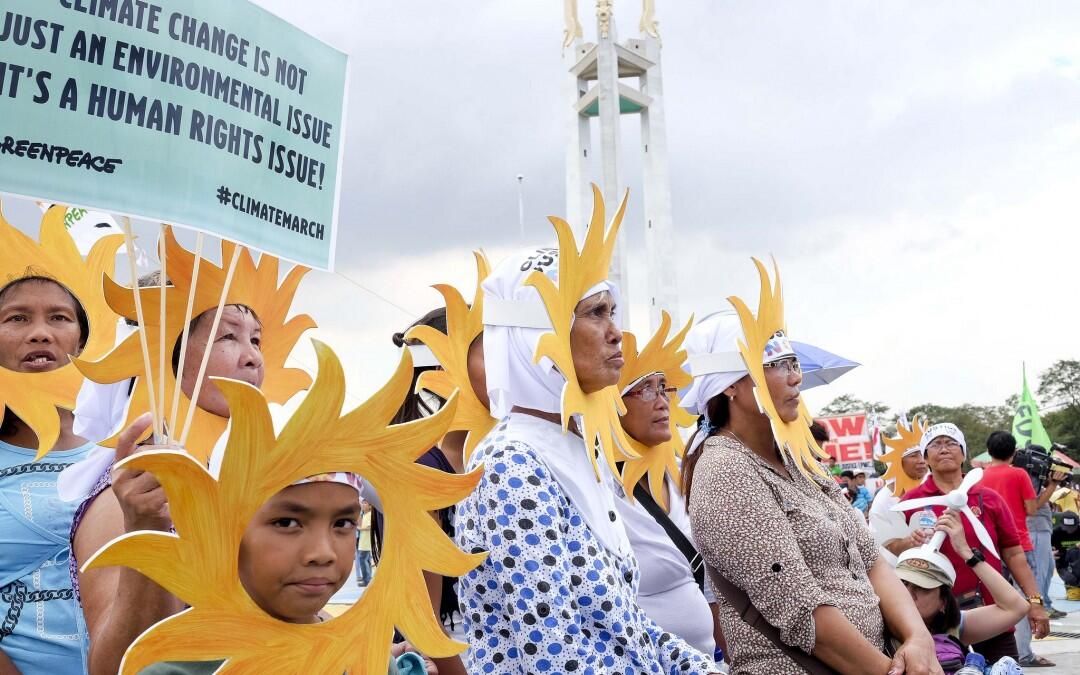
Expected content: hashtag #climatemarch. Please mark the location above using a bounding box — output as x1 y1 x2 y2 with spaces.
222 187 325 240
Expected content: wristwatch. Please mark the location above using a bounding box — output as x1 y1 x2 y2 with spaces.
1028 595 1044 606
964 549 985 568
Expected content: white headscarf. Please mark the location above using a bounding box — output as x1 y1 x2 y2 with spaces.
678 310 749 417
480 247 620 419
479 246 628 556
678 309 803 459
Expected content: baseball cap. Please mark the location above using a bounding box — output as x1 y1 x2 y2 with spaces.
1062 511 1079 531
895 547 957 589
920 422 967 458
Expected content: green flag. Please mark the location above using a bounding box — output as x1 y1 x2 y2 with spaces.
1012 365 1052 448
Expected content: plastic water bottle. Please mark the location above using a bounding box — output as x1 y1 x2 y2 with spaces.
988 655 1023 674
916 507 936 535
953 651 986 675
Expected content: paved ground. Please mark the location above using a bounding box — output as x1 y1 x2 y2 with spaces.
1028 576 1080 673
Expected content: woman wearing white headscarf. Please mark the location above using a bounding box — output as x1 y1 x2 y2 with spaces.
681 304 939 675
455 244 718 674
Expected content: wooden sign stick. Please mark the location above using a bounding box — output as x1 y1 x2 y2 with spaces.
157 225 168 442
120 216 162 442
167 232 203 444
178 244 240 447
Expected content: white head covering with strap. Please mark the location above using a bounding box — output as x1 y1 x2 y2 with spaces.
481 247 620 419
678 309 797 458
479 246 629 557
678 311 748 417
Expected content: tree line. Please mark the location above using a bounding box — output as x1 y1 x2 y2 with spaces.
818 359 1080 463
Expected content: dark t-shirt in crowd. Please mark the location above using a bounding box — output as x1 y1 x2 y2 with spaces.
1051 526 1080 576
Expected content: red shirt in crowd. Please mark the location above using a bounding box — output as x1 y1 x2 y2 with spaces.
900 475 1021 605
979 464 1036 552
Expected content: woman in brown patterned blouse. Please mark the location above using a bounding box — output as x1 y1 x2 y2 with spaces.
680 311 940 675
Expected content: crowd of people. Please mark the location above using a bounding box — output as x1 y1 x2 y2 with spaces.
1 196 1078 675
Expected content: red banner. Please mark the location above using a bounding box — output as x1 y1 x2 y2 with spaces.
816 413 875 464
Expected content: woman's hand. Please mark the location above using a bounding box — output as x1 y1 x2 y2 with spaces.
888 633 944 675
904 528 931 550
933 511 971 559
110 414 172 533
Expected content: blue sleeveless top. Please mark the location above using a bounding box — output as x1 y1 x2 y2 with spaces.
0 438 93 673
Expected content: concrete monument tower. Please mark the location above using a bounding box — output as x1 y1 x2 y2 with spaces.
563 1 678 332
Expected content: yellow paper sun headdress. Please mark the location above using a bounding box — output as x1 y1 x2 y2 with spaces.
405 251 496 462
616 311 695 510
879 414 928 497
75 227 315 463
728 258 829 480
82 341 486 674
0 201 123 459
525 185 638 480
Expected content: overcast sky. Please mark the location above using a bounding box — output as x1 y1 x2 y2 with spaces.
7 1 1080 419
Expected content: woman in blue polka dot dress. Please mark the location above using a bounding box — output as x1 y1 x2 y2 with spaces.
455 243 718 675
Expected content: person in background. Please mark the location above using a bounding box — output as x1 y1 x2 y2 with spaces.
851 469 873 515
1052 482 1080 514
896 423 1050 666
356 500 374 587
811 421 843 481
896 512 1028 673
72 303 264 675
981 433 1067 664
1051 511 1080 602
840 469 857 504
1015 445 1068 623
872 435 930 566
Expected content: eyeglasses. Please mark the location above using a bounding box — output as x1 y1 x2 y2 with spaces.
763 357 801 376
926 438 962 452
624 385 678 402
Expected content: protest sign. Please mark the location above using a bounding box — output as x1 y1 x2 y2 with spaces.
817 412 875 467
0 0 348 269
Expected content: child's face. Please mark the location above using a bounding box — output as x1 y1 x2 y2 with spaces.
238 482 361 623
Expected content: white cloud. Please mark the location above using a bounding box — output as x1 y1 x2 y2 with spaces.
5 0 1080 420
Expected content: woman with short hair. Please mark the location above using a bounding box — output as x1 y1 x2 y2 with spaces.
0 275 97 673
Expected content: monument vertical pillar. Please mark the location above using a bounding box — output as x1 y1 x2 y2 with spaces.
565 43 592 239
563 1 678 331
594 11 627 297
639 35 678 331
